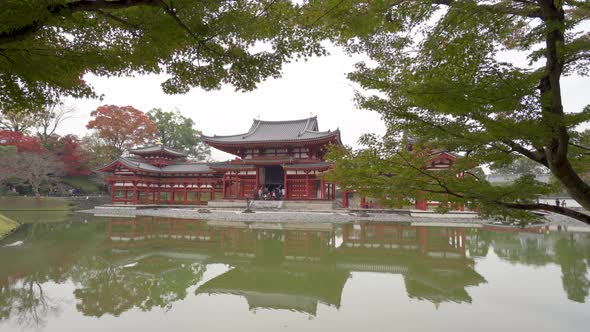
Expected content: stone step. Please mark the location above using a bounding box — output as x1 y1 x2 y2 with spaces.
206 199 336 210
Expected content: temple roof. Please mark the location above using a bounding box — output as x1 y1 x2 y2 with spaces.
129 145 188 158
99 157 215 174
196 267 349 314
282 162 332 170
202 117 341 145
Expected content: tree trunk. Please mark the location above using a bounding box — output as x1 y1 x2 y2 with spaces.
550 159 590 211
538 0 590 210
502 202 590 225
32 183 40 197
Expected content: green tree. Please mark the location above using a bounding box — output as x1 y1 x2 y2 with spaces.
317 1 590 223
491 156 549 176
555 234 590 303
147 108 210 160
80 133 120 169
0 0 324 113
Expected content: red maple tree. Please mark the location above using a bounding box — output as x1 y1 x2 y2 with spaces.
86 105 158 153
56 135 91 176
0 130 45 153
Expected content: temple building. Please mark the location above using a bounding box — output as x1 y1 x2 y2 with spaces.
98 117 342 205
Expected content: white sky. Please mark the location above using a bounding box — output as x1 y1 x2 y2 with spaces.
62 46 385 161
61 45 589 161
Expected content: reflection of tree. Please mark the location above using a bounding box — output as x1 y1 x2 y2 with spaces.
0 218 105 327
492 233 553 266
555 234 590 303
73 255 205 317
404 263 486 304
466 230 491 257
0 278 59 329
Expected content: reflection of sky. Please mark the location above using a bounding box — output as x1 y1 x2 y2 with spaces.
1 256 587 332
1 225 589 332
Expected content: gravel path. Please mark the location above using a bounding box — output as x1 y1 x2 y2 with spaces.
79 207 590 230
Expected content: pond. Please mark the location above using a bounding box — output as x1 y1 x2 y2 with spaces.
0 215 589 331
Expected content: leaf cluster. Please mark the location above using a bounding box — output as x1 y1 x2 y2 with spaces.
0 0 326 112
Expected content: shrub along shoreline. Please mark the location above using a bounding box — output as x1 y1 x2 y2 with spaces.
0 196 78 240
0 213 19 239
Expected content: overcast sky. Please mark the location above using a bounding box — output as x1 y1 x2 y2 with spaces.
61 45 589 161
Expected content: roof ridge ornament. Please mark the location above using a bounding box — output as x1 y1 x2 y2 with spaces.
242 119 261 139
298 116 313 137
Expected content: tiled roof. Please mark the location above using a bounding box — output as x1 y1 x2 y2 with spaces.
282 162 333 169
129 145 188 157
202 117 340 144
208 164 256 170
161 163 214 173
110 157 215 173
117 157 162 172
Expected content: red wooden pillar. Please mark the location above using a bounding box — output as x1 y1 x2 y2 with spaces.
331 183 336 200
415 192 427 210
360 196 366 209
284 171 288 200
459 229 466 256
183 184 188 205
415 198 427 210
342 224 349 243
342 191 349 208
132 181 138 205
320 179 325 200
360 223 366 243
305 172 310 200
222 174 227 199
418 227 429 253
110 184 115 204
229 174 233 198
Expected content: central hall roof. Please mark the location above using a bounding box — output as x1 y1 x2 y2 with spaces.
202 117 341 145
101 157 214 174
129 145 188 157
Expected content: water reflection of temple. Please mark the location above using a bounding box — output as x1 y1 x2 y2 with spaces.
104 218 486 314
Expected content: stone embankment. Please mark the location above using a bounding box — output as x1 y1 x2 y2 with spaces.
80 206 590 230
66 196 110 210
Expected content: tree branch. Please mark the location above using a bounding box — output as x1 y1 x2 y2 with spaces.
499 201 590 225
502 140 548 166
431 0 543 18
569 142 590 152
0 0 162 45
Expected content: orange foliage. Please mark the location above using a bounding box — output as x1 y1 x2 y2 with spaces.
86 105 157 152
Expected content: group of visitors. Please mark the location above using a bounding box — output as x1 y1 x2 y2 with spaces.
255 185 285 200
555 199 567 208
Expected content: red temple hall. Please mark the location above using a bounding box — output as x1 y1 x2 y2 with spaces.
99 117 342 205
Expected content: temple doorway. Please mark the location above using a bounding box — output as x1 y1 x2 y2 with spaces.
261 166 284 198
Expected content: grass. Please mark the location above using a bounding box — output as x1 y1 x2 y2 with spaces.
61 175 102 193
0 197 79 226
1 210 77 224
0 213 19 238
0 196 75 211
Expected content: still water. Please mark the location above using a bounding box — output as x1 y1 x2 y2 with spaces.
0 215 589 331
